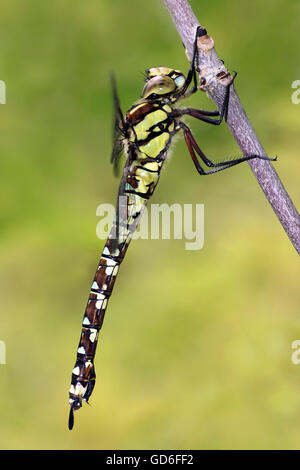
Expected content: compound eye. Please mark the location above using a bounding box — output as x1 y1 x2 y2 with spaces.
174 75 185 89
142 75 176 99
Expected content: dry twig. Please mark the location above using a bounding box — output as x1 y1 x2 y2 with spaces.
163 0 300 254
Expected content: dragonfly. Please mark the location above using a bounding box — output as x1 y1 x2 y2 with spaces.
68 26 276 429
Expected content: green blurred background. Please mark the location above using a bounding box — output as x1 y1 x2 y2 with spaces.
0 0 299 450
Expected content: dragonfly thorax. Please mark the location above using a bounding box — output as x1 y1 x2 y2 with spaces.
142 67 186 102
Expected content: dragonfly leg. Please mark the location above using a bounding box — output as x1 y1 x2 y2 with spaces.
181 122 277 175
178 26 208 98
178 71 238 124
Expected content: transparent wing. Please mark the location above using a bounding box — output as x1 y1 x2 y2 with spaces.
110 73 127 177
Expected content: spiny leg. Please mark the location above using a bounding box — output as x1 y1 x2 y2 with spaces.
181 122 276 175
177 71 238 125
179 26 207 98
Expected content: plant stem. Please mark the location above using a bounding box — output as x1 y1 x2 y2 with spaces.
163 0 300 255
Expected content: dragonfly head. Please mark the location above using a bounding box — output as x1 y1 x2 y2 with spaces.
141 67 186 101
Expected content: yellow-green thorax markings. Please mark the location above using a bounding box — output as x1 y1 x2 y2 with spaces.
123 67 186 197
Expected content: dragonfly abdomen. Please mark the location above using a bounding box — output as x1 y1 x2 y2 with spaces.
68 254 120 421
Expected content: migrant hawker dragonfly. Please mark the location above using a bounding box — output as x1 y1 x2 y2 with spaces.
68 26 275 429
